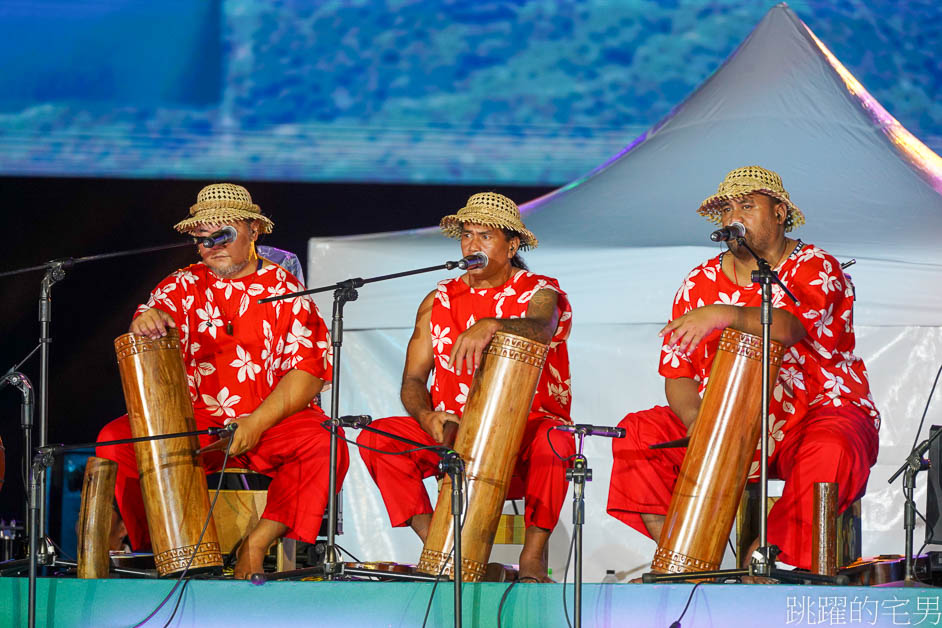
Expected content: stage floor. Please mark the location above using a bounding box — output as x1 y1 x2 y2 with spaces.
2 577 940 627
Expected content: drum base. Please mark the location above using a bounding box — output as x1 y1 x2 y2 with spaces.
416 548 486 582
155 541 223 578
651 545 719 574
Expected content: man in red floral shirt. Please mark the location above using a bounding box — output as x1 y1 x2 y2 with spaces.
357 193 574 582
607 166 880 571
97 184 347 579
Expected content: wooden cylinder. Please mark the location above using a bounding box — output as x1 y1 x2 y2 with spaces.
416 331 548 582
652 328 784 574
77 457 118 578
115 329 222 577
812 482 839 576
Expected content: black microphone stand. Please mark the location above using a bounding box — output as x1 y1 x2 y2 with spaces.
248 419 465 625
258 258 477 579
0 239 196 571
553 425 624 628
887 427 942 584
645 238 846 585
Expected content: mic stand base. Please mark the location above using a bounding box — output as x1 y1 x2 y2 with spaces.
249 424 465 628
641 564 850 586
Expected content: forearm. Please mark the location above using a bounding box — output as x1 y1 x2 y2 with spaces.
401 375 434 421
482 316 554 343
727 305 806 347
248 369 323 430
665 377 702 429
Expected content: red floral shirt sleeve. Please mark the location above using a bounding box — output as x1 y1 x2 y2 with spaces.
658 268 701 381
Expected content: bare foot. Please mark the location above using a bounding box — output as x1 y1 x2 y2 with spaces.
233 539 266 580
518 554 553 583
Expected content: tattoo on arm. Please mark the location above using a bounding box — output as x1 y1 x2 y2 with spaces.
497 289 560 343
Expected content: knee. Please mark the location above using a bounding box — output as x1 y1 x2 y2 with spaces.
535 424 575 461
96 416 132 460
97 416 131 443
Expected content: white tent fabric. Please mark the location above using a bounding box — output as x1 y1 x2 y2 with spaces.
306 3 942 581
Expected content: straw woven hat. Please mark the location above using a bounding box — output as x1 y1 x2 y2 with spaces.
697 166 805 232
174 183 274 234
439 192 538 250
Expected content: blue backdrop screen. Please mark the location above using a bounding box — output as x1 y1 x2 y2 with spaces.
0 0 939 185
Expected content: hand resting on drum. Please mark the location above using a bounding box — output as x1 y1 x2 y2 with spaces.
130 307 177 340
418 410 460 444
448 319 501 376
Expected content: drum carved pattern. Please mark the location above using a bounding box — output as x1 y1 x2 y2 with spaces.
652 546 718 573
114 330 181 361
717 328 784 365
155 541 222 576
484 332 548 368
417 548 486 582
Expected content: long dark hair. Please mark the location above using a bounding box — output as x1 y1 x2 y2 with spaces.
501 228 529 271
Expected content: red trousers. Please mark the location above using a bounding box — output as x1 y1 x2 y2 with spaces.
357 415 574 531
96 408 349 550
606 404 879 569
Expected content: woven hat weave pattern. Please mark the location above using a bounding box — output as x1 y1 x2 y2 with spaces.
439 192 538 250
174 183 274 234
697 166 805 232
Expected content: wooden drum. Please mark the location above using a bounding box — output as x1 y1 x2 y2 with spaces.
416 331 548 582
115 329 222 577
652 327 784 575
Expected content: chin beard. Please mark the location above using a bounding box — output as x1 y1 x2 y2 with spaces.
211 258 251 278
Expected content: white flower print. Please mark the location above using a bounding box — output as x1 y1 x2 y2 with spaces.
809 267 840 295
430 324 453 354
193 361 215 388
835 352 863 384
795 246 826 265
716 290 745 306
195 302 223 338
821 369 850 402
317 340 333 367
675 271 699 305
804 304 835 339
661 344 687 368
230 345 261 382
284 319 314 355
778 366 805 394
178 270 198 287
702 266 717 282
247 283 265 296
202 387 242 418
436 284 451 309
454 383 470 411
548 381 571 407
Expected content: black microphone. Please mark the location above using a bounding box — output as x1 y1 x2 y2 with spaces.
336 414 373 428
207 422 239 437
554 424 626 438
709 221 746 242
457 252 488 270
196 225 237 248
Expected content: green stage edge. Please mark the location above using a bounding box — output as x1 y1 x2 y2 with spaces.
2 577 940 627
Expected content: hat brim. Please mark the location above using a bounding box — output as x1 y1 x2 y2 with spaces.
174 209 274 234
439 211 538 250
697 187 805 232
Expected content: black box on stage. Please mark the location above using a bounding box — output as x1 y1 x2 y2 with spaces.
925 425 942 545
